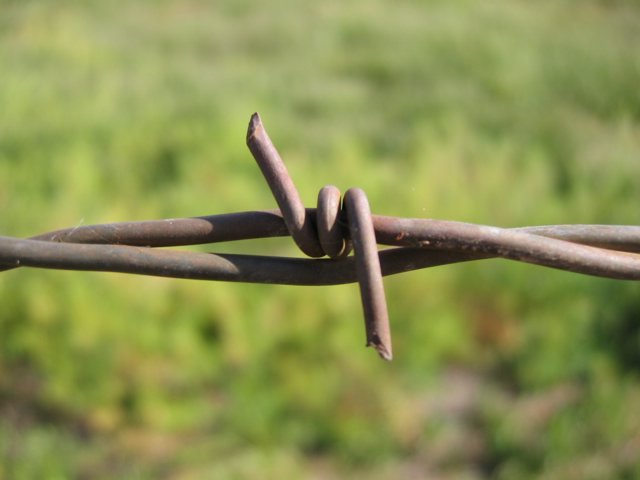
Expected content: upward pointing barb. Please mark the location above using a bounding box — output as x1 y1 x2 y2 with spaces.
246 112 263 143
246 112 325 258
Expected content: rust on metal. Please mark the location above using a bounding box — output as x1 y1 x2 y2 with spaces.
246 114 394 359
2 112 640 361
344 188 392 361
246 113 324 258
317 185 351 258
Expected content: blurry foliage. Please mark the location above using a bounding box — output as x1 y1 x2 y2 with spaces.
1 0 640 478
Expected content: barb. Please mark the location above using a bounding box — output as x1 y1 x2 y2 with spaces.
2 113 640 360
247 112 324 258
344 188 392 360
246 113 392 360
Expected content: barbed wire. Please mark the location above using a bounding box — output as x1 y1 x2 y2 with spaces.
2 113 640 359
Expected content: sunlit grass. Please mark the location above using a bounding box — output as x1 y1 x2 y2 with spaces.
1 0 640 477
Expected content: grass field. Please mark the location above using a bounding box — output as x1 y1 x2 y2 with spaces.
1 1 640 478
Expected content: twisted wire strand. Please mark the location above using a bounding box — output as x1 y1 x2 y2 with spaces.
2 223 640 280
1 112 640 360
5 214 639 254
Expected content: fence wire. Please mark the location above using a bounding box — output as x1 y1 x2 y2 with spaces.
2 113 640 359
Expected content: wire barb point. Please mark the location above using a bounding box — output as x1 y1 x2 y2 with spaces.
369 338 393 361
247 112 262 141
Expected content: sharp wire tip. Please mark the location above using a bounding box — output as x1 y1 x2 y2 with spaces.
247 112 262 141
368 338 393 361
377 348 393 361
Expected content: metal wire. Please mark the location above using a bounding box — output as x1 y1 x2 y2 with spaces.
2 221 640 280
2 113 640 360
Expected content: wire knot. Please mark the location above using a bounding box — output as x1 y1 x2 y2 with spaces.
246 113 392 360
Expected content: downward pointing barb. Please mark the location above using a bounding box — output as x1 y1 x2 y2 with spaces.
344 188 393 361
370 337 393 361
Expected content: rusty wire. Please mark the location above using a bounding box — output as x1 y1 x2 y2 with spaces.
2 113 640 360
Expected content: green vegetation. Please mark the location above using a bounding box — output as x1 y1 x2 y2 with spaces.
1 0 640 478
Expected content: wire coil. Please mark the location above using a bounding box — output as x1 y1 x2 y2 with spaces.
247 113 391 359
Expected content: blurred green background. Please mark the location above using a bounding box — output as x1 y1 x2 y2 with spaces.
1 0 640 478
